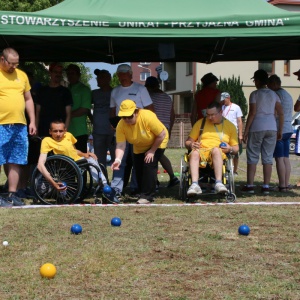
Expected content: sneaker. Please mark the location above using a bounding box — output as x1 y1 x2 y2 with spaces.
261 186 270 195
234 172 238 176
6 194 25 206
187 183 202 196
137 198 151 204
0 196 12 207
241 185 255 194
167 177 180 188
104 193 122 204
215 182 228 194
15 189 28 199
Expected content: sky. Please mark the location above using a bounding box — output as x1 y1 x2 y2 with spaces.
84 62 124 90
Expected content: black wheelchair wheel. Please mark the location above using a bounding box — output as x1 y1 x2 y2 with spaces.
31 155 83 205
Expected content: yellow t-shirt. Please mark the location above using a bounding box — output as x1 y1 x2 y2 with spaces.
189 118 238 148
116 109 169 154
40 132 82 161
0 68 31 124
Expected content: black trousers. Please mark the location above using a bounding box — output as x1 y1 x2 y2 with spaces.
133 148 165 201
75 134 88 153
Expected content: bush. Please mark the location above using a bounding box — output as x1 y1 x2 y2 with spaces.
218 76 248 117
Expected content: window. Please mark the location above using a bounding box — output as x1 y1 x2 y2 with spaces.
186 62 193 75
140 72 150 81
258 61 274 74
284 60 290 76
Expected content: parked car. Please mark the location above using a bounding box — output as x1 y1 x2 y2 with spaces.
290 112 300 153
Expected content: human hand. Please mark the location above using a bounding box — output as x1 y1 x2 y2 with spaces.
243 132 248 144
111 159 121 170
144 150 155 163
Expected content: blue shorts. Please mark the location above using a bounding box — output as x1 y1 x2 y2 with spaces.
273 132 293 158
0 124 28 165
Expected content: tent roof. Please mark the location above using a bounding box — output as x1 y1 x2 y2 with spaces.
1 0 300 63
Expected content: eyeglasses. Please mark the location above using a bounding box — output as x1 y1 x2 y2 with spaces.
3 56 19 67
122 114 134 120
206 111 221 118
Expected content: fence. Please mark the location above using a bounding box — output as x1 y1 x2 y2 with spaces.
169 118 192 148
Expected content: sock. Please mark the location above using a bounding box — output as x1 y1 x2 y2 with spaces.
215 180 222 184
192 181 198 184
263 184 269 188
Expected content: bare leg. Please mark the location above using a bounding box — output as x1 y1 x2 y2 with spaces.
6 163 21 193
247 164 257 185
211 147 223 181
284 157 291 187
189 150 200 182
233 156 239 173
262 164 273 185
275 157 285 187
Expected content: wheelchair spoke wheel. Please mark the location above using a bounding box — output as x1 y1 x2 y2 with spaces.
179 155 189 201
31 155 83 205
226 157 235 194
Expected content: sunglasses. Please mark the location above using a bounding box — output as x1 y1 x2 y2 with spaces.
122 114 134 120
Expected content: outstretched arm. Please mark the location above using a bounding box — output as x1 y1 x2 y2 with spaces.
37 153 65 191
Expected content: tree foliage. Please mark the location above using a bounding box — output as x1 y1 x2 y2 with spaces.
218 76 248 117
4 0 92 87
196 75 248 117
110 73 120 88
0 0 63 12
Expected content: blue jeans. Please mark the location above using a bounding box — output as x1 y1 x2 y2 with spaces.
110 142 137 194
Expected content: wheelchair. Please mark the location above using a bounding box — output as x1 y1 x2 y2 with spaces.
179 152 236 203
31 155 109 205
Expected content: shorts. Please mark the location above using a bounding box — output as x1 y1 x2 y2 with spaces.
189 147 227 168
246 130 277 165
0 124 28 165
28 136 41 165
273 132 293 158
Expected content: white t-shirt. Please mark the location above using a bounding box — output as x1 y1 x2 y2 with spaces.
110 82 153 114
249 88 280 132
222 103 243 129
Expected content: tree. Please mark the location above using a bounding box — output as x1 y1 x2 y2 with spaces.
0 0 63 12
110 73 120 88
218 76 248 117
3 1 92 87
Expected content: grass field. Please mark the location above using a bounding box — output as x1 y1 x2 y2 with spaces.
0 149 300 300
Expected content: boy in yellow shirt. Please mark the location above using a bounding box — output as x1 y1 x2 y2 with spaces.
37 120 114 201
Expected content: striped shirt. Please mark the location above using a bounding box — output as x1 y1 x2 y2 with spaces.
149 92 173 129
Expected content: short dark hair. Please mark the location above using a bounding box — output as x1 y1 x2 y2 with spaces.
66 64 81 75
207 101 222 111
50 119 65 129
268 74 281 85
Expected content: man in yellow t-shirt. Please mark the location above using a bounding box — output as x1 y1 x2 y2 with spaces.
185 101 238 196
37 120 111 200
111 100 168 204
0 48 36 207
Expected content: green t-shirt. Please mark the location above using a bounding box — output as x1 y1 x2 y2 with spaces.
68 82 92 137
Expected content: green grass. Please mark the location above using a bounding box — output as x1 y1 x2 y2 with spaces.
0 149 300 299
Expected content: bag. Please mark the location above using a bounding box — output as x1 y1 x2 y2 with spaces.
295 128 300 156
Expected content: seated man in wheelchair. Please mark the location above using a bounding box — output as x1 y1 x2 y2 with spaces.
185 101 239 196
37 120 109 194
